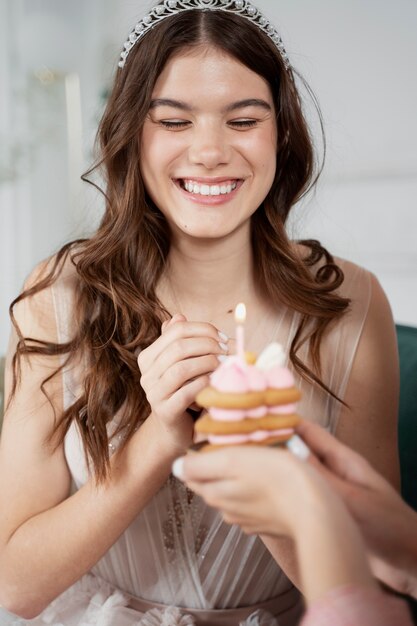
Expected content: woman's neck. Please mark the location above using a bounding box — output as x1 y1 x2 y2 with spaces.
159 235 256 322
157 233 281 352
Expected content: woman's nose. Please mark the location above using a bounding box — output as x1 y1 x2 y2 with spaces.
187 126 231 169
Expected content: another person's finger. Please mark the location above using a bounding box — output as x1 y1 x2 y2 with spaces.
172 448 234 483
296 420 388 489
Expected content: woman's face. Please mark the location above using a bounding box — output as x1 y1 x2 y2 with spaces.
140 46 277 242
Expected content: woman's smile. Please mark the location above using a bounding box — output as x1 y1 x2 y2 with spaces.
173 176 245 206
140 46 277 240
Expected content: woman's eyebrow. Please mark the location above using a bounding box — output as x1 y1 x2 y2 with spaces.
149 98 193 111
224 99 272 112
149 98 272 112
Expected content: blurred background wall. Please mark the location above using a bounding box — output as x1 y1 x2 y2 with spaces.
0 0 416 354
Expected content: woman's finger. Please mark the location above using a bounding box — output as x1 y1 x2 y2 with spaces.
158 374 211 423
144 354 220 408
138 320 228 372
163 353 221 387
155 337 227 378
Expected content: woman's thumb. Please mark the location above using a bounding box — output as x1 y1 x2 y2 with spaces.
161 313 187 333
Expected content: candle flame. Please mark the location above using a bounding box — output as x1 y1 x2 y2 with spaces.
235 302 246 323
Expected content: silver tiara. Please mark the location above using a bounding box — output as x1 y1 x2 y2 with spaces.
119 0 291 71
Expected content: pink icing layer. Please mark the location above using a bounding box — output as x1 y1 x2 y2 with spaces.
209 408 248 421
209 404 296 421
207 355 298 423
266 366 295 389
210 358 266 393
269 403 297 415
210 359 295 394
207 428 294 445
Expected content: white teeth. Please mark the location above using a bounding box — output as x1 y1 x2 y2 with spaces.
182 180 238 196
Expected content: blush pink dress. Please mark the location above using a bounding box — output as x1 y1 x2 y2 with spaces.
7 258 373 626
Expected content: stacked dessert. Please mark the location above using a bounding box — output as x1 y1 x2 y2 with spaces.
195 343 301 451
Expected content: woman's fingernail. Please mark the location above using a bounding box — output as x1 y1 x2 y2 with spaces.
287 435 310 461
218 331 228 342
217 354 228 363
219 342 228 352
172 457 185 480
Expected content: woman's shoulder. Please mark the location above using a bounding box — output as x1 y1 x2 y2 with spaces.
332 255 371 279
333 256 373 297
293 242 376 300
332 256 390 316
24 248 80 297
14 249 80 340
326 256 395 356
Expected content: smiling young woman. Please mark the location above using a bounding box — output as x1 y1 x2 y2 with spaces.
0 2 400 625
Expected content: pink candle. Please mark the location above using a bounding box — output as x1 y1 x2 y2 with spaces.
235 302 246 362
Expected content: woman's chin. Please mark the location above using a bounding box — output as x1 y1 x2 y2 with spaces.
174 223 235 241
171 213 249 241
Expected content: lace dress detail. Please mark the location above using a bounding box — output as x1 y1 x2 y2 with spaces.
12 257 372 626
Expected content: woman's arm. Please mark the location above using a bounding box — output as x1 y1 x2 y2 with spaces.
0 335 180 618
0 274 226 618
335 273 400 487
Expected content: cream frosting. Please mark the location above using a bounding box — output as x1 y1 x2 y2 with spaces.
209 403 296 422
255 342 286 370
269 403 297 415
209 406 267 421
207 428 295 445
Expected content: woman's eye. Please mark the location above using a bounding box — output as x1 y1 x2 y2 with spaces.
229 119 258 129
159 120 190 129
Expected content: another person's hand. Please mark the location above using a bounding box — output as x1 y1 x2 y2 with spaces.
137 314 228 454
297 420 417 598
174 445 324 537
174 443 376 603
174 419 417 600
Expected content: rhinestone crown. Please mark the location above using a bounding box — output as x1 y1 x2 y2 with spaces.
119 0 290 71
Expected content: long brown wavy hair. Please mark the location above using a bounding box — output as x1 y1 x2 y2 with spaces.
9 7 350 481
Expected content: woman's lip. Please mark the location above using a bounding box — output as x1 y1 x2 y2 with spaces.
173 178 244 205
175 176 243 184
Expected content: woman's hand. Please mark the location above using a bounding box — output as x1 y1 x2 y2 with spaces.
137 314 229 455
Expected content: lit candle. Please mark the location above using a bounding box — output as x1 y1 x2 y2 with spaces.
235 302 246 362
